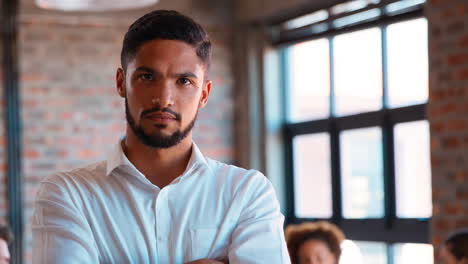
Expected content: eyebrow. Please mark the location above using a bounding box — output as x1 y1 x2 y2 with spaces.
135 66 199 79
135 66 156 74
174 72 199 79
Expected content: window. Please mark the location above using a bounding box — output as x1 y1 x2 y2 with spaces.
277 1 431 262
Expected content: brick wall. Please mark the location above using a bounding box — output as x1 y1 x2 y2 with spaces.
426 0 468 260
18 1 235 262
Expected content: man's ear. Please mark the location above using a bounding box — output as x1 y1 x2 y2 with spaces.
199 80 212 109
116 68 126 98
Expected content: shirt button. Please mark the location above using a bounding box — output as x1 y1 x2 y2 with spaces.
158 236 164 241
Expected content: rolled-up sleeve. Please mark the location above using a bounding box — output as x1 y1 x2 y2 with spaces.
228 172 291 264
32 175 98 264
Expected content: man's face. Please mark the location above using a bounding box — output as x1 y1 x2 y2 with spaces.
0 239 9 264
117 39 211 148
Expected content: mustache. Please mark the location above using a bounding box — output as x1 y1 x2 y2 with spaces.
141 106 181 121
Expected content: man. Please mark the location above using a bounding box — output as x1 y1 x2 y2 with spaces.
32 10 290 264
0 223 11 264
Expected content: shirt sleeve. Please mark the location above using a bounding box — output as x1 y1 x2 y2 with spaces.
228 172 291 264
32 174 99 264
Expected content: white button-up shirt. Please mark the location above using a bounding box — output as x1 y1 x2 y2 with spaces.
32 141 290 264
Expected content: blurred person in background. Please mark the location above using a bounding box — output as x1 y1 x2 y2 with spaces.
0 223 12 264
441 229 468 264
285 221 344 264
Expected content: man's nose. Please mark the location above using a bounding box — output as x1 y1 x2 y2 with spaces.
152 80 175 108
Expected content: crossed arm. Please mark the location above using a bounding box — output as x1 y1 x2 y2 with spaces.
187 174 289 264
186 258 228 264
32 173 290 263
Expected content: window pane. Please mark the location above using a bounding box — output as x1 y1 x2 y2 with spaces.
385 0 426 15
387 18 428 108
334 28 382 116
393 243 433 264
293 133 332 218
331 0 380 15
288 39 330 121
283 10 328 30
394 121 432 218
340 240 364 264
333 9 381 28
355 241 387 264
341 127 384 218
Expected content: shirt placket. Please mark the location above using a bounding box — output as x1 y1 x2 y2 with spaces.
155 187 170 263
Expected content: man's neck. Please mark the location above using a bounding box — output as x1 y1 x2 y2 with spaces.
123 128 193 188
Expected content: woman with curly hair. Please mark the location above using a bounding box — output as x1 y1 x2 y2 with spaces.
285 221 345 264
441 229 468 264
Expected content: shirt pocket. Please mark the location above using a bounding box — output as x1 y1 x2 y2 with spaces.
189 228 228 261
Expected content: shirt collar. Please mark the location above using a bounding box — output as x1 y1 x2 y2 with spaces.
106 138 209 178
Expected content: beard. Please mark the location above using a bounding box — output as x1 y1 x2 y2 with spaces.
125 99 197 149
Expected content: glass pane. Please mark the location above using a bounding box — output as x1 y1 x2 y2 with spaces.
340 240 364 264
334 28 382 116
331 0 380 15
385 0 426 15
288 39 330 121
394 121 432 218
387 18 428 108
393 243 433 264
340 127 384 218
293 133 332 218
283 10 328 30
355 241 387 264
333 9 381 28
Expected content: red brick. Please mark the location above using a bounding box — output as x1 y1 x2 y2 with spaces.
430 121 444 133
461 34 468 48
22 99 39 107
21 73 45 82
431 103 459 116
454 68 468 80
446 119 467 132
24 150 40 159
447 21 465 34
78 149 99 159
455 219 468 228
442 204 463 216
432 234 444 246
428 0 444 5
455 171 468 183
456 189 468 200
59 112 73 120
441 136 461 149
456 3 468 16
447 54 468 65
433 218 452 231
433 188 452 201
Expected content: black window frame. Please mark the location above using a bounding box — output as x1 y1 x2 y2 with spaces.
277 2 431 261
1 0 24 263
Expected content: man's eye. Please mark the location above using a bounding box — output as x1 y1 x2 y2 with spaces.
178 78 191 85
139 73 153 81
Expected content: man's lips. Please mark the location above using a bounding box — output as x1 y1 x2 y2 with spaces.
145 112 177 122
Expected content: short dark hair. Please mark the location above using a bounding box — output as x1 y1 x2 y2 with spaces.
285 221 345 264
0 223 13 244
445 229 468 260
120 10 211 72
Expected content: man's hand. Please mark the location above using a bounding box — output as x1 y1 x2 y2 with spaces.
185 258 229 264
